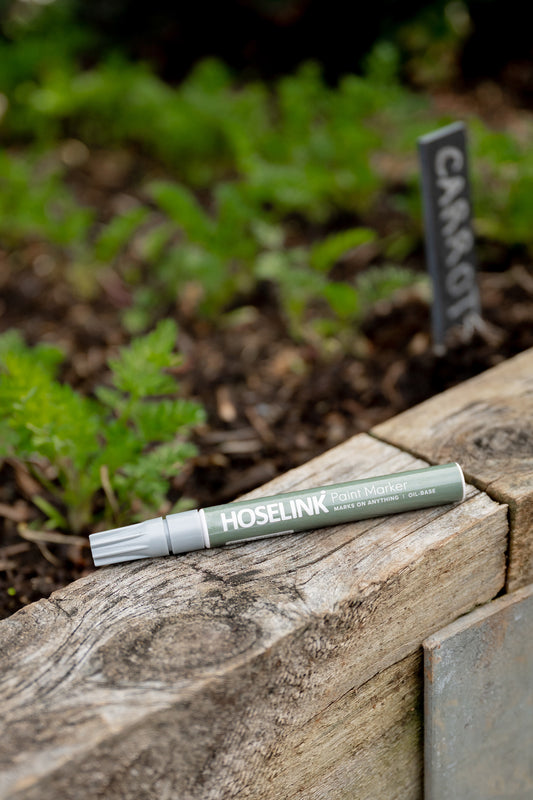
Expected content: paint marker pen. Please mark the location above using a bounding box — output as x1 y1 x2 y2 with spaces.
89 462 465 566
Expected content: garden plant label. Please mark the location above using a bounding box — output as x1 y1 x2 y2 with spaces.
418 122 482 350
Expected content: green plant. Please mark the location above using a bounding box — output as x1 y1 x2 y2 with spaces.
132 179 395 341
0 151 93 246
254 225 377 337
4 15 533 352
468 119 533 247
0 0 97 143
0 40 429 213
141 179 262 313
0 320 205 533
395 1 472 89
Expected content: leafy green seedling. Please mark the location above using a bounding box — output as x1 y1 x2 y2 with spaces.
310 228 376 272
148 181 214 243
356 263 425 308
94 206 150 261
0 320 205 533
0 151 93 246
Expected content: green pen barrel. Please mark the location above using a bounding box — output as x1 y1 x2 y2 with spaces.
203 462 466 547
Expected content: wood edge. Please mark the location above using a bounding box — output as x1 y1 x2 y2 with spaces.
423 581 533 652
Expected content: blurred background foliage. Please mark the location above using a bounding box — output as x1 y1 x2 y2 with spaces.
2 0 529 88
1 0 532 345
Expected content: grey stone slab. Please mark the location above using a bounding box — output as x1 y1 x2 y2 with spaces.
424 584 533 800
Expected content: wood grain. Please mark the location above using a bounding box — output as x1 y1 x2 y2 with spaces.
0 435 507 800
373 347 533 590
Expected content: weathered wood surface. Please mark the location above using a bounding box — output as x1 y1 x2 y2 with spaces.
0 435 507 800
424 582 533 800
373 347 533 591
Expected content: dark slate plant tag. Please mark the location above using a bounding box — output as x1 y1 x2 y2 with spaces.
418 122 482 350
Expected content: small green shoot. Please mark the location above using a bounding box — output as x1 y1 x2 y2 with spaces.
0 321 205 533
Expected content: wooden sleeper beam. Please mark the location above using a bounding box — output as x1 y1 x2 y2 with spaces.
0 434 508 800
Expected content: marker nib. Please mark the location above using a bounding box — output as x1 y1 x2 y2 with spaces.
89 517 169 566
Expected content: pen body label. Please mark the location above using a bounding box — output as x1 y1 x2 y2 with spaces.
203 464 464 547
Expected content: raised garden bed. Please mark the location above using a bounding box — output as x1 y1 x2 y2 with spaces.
1 349 531 799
